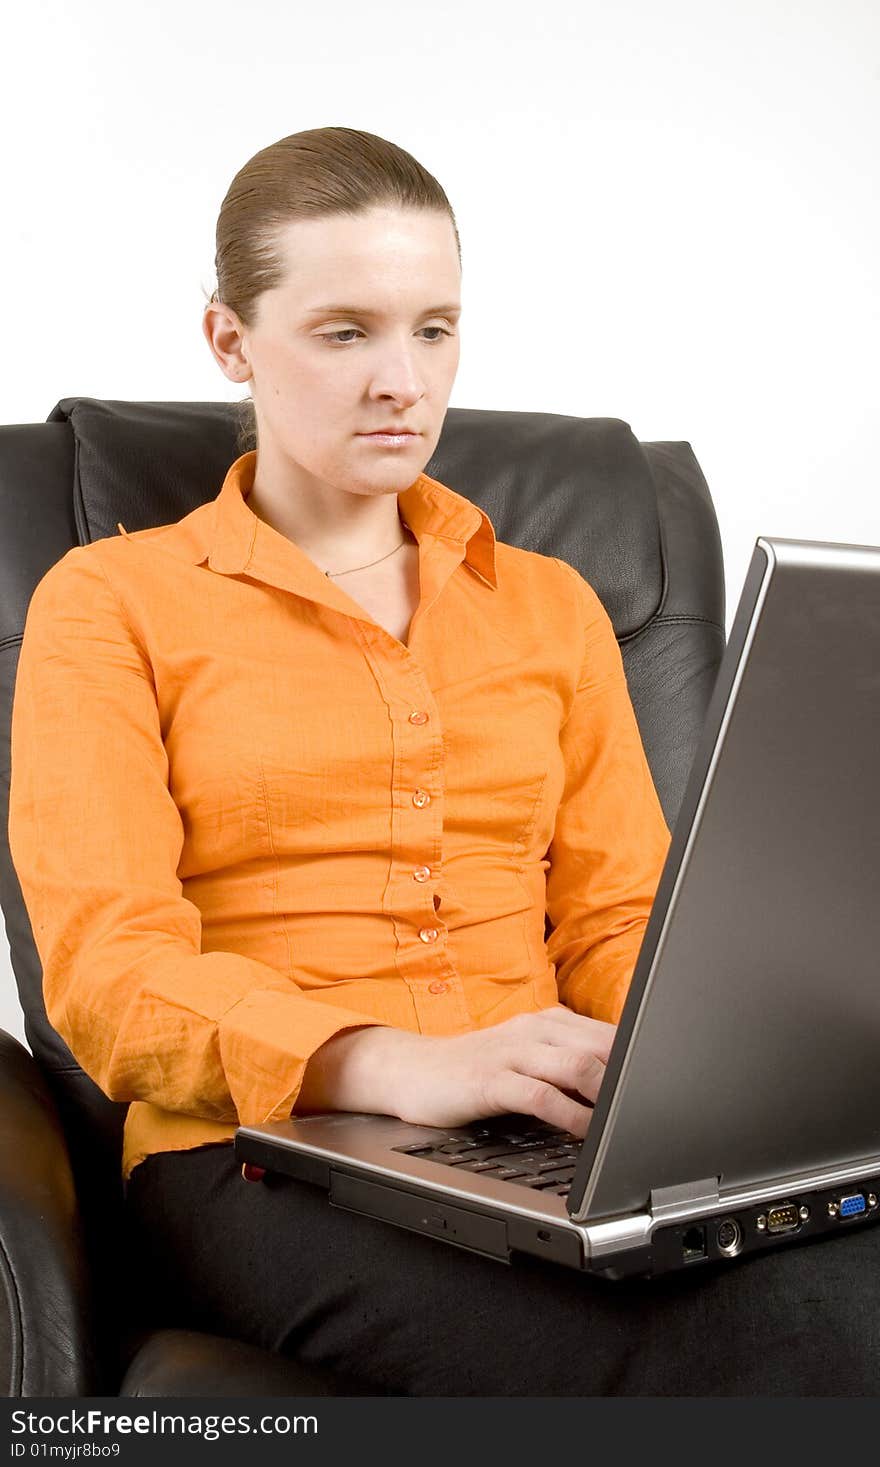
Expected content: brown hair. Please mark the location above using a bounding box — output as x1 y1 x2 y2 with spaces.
205 127 461 454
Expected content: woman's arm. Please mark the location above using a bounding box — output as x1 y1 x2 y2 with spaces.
8 547 391 1128
543 558 672 1024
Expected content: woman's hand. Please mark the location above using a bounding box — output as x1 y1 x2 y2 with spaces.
386 1005 616 1138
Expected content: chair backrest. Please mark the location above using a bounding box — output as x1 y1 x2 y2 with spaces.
0 397 725 1223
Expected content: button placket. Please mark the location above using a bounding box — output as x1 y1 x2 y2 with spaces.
406 708 443 919
349 619 465 1033
367 653 459 1021
405 690 439 940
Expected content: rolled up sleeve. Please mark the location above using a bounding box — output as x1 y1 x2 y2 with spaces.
544 558 672 1024
7 547 386 1127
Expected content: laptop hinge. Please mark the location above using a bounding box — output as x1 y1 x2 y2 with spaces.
650 1177 720 1222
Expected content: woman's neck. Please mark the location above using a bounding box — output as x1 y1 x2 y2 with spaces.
245 450 410 570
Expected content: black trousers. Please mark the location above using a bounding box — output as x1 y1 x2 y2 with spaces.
122 1140 880 1396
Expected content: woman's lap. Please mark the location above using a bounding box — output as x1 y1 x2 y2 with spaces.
122 1141 880 1396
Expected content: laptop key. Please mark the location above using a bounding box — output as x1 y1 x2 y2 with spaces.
445 1144 543 1167
442 1150 516 1167
441 1145 519 1165
530 1167 575 1186
470 1144 531 1162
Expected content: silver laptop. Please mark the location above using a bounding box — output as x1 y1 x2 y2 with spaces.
236 536 880 1279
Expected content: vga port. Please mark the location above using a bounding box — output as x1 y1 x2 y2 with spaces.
839 1194 867 1219
766 1201 800 1234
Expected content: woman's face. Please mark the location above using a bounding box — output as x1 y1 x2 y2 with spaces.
206 205 462 498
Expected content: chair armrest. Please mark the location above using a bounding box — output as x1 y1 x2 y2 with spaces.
0 1029 100 1396
118 1326 394 1397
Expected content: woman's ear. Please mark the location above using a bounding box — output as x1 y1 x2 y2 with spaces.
202 302 251 384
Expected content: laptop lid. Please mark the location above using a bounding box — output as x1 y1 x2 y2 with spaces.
567 536 880 1226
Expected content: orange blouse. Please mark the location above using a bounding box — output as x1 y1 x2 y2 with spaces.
8 450 671 1183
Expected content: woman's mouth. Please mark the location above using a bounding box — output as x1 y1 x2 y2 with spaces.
357 431 420 447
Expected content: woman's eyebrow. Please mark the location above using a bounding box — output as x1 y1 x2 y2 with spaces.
303 303 461 317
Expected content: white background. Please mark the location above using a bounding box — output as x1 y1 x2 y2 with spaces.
2 0 878 1048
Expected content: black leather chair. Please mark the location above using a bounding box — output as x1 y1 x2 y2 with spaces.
0 397 725 1396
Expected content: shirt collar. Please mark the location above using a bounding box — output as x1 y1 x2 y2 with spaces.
203 450 498 593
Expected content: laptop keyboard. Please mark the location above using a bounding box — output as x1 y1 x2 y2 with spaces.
391 1115 579 1197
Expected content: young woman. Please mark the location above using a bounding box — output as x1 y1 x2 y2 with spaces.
10 127 878 1396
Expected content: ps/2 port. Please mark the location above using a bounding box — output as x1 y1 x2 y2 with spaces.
716 1219 742 1257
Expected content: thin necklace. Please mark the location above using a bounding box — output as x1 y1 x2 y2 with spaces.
324 524 413 578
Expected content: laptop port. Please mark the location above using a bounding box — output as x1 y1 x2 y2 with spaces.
766 1201 800 1234
832 1193 867 1219
716 1218 742 1257
681 1226 707 1262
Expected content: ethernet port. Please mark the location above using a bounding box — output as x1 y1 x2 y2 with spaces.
681 1225 708 1262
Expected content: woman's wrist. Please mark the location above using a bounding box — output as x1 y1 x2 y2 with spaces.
296 1024 420 1118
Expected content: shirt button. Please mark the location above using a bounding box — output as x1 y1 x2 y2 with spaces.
413 866 431 882
419 927 440 943
408 710 429 725
428 980 448 994
412 789 431 808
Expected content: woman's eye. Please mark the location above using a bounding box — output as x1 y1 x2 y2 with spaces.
320 327 453 346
